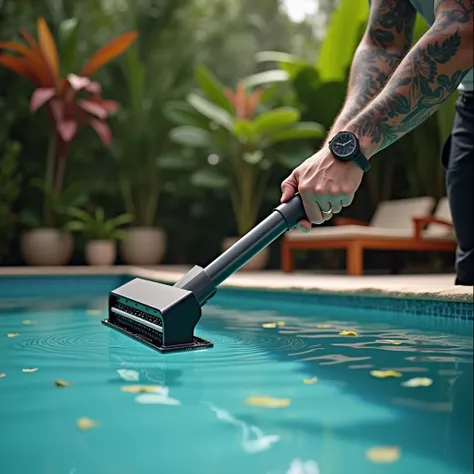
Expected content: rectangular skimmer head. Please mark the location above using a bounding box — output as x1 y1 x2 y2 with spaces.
102 278 213 353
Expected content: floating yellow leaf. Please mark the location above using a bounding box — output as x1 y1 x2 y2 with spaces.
316 324 332 329
77 417 98 430
379 339 403 345
22 320 38 325
87 310 102 316
22 368 38 373
121 385 162 393
0 373 6 378
55 379 71 387
339 330 358 337
366 446 401 463
303 377 318 385
7 333 20 338
370 370 402 379
277 321 286 327
244 395 291 408
262 323 277 329
401 377 433 387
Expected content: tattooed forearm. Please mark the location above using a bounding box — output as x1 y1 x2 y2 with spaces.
434 0 474 29
327 0 416 137
346 2 473 157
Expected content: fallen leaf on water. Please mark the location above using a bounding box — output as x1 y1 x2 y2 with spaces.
0 373 6 378
22 368 38 373
277 321 286 327
22 320 38 325
370 370 402 379
316 324 332 329
339 330 358 337
77 417 98 430
7 333 20 338
135 394 181 405
55 379 71 387
244 396 291 408
262 323 277 329
401 377 433 387
366 446 401 463
121 385 164 394
379 339 403 345
87 310 102 316
117 369 139 382
303 377 318 385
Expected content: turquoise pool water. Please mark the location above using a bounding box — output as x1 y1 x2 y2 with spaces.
0 285 472 474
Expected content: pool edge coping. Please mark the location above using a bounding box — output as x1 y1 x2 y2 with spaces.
0 266 472 304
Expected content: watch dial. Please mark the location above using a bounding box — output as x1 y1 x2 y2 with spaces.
332 132 357 159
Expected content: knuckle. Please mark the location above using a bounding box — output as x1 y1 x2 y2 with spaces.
298 184 313 194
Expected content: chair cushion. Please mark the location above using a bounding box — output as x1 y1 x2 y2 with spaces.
369 196 436 229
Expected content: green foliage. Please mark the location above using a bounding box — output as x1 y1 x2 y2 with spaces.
315 0 369 82
64 207 133 241
108 1 198 227
0 140 22 263
19 181 89 229
168 64 324 235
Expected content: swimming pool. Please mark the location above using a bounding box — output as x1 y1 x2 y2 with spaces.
1 275 472 474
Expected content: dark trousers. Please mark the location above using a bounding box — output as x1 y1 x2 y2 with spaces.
442 90 474 286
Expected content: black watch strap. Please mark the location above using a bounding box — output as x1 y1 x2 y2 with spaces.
352 151 371 172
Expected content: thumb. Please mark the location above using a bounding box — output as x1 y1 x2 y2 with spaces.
280 173 297 203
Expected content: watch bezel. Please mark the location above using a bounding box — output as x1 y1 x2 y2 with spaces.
329 131 360 161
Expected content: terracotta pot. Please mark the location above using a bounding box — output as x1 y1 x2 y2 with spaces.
85 240 116 266
20 228 73 266
121 227 166 265
221 236 270 271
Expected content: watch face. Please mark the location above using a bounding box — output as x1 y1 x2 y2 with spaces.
331 132 358 160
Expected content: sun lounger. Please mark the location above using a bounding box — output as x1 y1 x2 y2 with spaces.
281 196 456 276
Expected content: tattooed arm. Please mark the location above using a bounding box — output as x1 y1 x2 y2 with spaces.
326 0 416 140
280 0 473 227
346 0 474 157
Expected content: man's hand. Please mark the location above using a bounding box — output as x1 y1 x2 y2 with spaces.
280 147 364 231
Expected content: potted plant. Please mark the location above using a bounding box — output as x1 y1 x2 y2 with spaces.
0 17 137 265
64 207 133 266
109 6 197 266
168 65 325 270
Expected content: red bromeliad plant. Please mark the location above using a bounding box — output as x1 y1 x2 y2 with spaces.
224 82 263 120
0 18 137 226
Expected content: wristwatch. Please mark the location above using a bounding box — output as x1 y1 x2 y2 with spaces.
328 131 371 172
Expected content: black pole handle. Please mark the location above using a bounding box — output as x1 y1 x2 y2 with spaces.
273 193 307 230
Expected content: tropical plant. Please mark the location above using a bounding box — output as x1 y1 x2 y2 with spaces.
0 139 22 264
107 0 198 227
167 65 325 235
64 207 133 241
19 180 89 230
0 17 137 227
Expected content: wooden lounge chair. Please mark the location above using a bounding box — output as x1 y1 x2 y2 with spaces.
281 196 457 276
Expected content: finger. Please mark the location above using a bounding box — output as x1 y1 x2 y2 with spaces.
314 194 332 213
341 193 354 207
313 195 335 222
297 220 311 232
300 190 324 224
280 173 297 203
330 199 343 214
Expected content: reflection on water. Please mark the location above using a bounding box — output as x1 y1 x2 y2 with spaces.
0 296 472 474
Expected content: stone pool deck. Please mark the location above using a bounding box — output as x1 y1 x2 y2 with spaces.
0 266 472 304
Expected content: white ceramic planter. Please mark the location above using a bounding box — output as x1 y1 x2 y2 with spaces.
20 228 73 266
221 236 270 271
121 227 166 265
85 240 116 266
